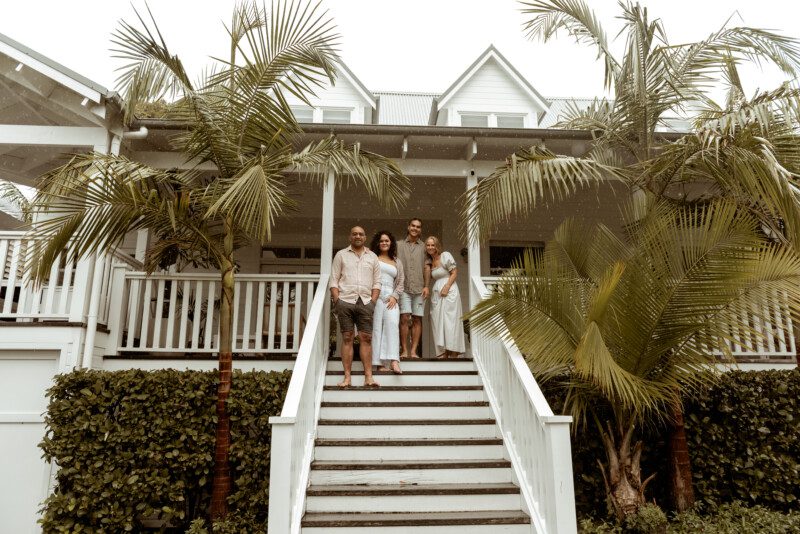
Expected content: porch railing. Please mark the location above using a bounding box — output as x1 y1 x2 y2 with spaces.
107 271 318 354
471 276 577 534
482 276 797 360
1 231 140 324
268 274 330 533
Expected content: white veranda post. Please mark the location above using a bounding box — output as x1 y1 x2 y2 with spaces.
466 169 482 307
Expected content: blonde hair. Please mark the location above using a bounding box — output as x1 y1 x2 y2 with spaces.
425 236 443 261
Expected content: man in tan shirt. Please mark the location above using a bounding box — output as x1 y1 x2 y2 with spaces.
397 217 430 358
330 226 381 388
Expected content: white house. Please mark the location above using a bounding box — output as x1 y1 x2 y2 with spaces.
0 35 795 534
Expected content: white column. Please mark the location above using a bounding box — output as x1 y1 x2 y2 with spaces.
134 229 150 263
544 417 578 534
267 417 294 533
319 169 335 275
466 169 482 309
80 136 118 368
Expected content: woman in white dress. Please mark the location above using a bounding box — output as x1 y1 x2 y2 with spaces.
425 236 465 358
370 231 405 374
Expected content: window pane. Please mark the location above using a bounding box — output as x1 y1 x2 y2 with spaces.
497 115 525 128
460 114 489 127
292 107 314 123
489 244 543 275
322 109 351 124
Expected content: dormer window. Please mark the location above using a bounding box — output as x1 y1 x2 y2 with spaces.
460 113 489 127
291 106 314 123
496 114 525 128
459 112 527 128
322 108 351 124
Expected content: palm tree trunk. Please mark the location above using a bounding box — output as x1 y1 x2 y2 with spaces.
666 403 695 512
210 218 235 519
597 418 656 522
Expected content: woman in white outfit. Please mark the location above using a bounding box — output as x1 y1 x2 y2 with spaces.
425 236 465 358
370 231 405 374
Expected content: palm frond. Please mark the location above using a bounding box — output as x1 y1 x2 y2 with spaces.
111 3 194 122
291 136 411 212
0 179 32 224
461 145 623 242
520 0 620 89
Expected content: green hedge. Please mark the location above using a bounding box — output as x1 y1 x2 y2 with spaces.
39 368 291 533
545 369 799 518
685 369 799 511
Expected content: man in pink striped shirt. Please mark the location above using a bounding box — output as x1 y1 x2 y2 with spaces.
330 226 381 388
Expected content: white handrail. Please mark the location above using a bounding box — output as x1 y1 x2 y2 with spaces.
268 274 330 534
471 275 577 534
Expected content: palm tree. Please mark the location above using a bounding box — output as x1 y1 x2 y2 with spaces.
463 0 800 242
468 198 800 520
462 0 800 514
26 1 409 520
0 179 32 224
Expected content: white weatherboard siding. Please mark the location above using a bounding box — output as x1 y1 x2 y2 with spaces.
285 73 370 124
0 351 59 534
443 58 544 127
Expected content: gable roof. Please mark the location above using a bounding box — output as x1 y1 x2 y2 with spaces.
336 60 376 109
0 31 115 104
436 45 549 112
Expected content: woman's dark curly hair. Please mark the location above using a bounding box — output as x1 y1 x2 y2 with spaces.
370 230 397 259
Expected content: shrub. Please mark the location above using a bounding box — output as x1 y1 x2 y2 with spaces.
39 368 290 533
623 503 667 533
546 369 799 518
668 501 800 533
684 370 800 511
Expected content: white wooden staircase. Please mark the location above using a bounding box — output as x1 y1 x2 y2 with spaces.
301 358 531 532
267 276 578 534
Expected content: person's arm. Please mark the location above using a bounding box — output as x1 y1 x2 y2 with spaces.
371 256 381 303
440 252 457 297
422 262 431 299
388 261 404 309
330 252 341 303
440 267 458 297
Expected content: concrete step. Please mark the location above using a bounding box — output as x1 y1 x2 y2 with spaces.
319 401 493 420
327 358 475 372
301 510 531 533
305 483 523 513
324 371 481 387
321 385 486 403
316 419 500 440
309 459 513 485
313 437 506 461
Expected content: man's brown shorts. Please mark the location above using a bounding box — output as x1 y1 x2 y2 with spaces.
334 299 375 334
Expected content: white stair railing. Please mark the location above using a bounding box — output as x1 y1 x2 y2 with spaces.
268 274 330 534
471 276 577 534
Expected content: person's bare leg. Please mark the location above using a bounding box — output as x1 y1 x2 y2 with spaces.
399 313 410 358
410 315 423 358
359 332 379 386
338 331 354 388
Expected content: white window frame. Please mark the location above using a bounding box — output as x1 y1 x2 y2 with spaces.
320 107 353 124
458 111 528 128
291 106 314 123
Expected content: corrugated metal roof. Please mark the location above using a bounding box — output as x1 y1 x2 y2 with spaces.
374 91 438 125
539 97 603 128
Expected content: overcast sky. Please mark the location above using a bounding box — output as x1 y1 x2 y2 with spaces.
2 0 800 100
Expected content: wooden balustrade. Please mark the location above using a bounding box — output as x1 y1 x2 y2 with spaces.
113 272 319 354
472 276 577 534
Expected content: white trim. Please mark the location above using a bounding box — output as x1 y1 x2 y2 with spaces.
0 125 108 147
337 67 376 108
0 412 43 424
438 49 549 111
0 41 103 103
